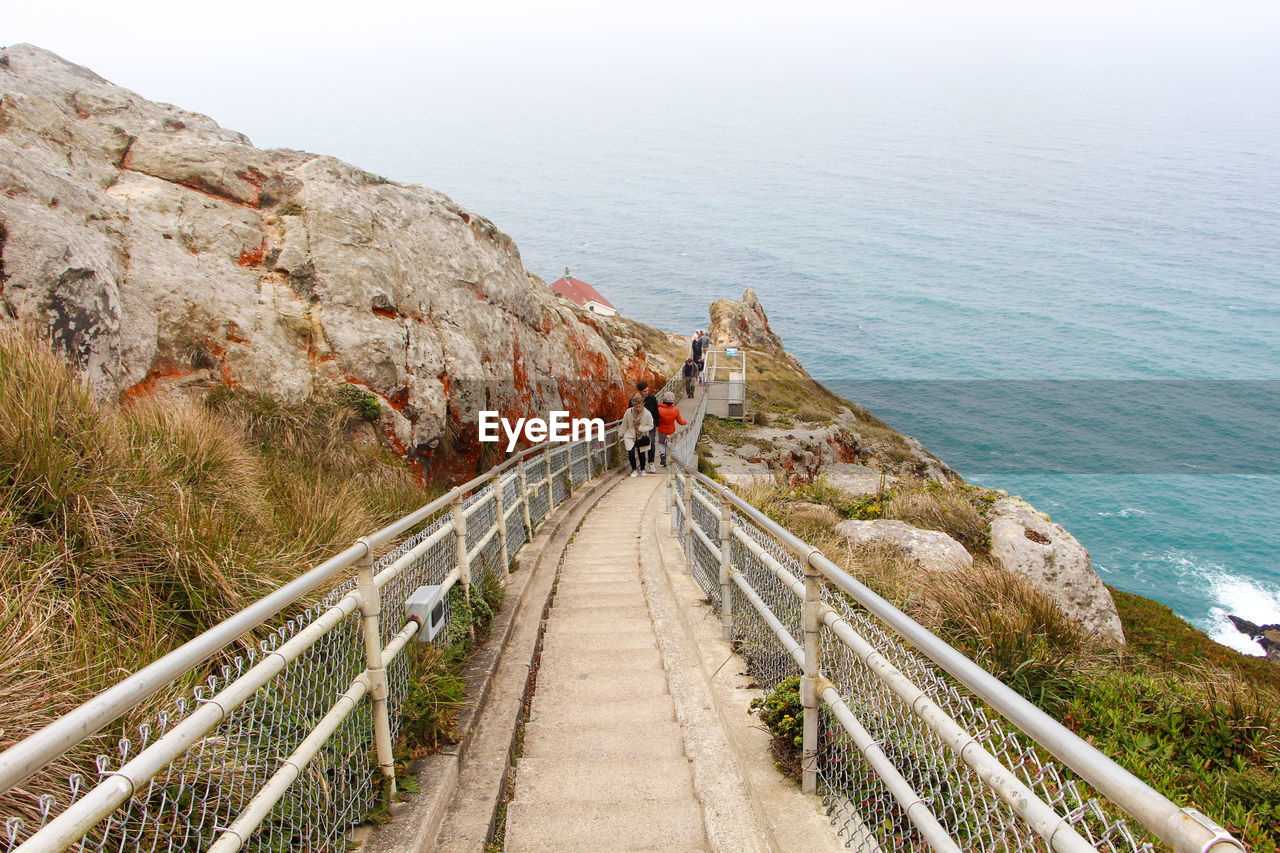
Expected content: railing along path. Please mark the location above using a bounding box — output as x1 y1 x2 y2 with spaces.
664 372 1242 852
0 371 691 853
0 362 1246 853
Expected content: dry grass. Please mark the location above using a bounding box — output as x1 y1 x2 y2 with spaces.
884 479 995 555
745 350 846 424
0 329 430 830
735 476 1280 848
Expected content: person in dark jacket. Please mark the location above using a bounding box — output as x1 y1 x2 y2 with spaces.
682 358 697 398
637 380 660 472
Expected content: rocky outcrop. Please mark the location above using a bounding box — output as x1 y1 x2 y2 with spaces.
1227 616 1280 663
708 287 796 363
834 520 973 573
0 45 670 480
822 463 897 498
989 497 1125 644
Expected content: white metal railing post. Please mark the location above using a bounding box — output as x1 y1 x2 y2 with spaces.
451 488 473 640
493 476 509 577
518 456 534 535
355 539 396 799
718 489 733 640
545 447 556 513
682 470 694 574
667 457 677 535
801 546 821 795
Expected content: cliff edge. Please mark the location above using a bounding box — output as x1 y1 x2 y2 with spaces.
0 44 680 480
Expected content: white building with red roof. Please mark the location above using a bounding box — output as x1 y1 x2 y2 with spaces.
548 269 618 317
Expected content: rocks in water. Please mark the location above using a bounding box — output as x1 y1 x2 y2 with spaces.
988 497 1125 645
1227 615 1280 662
834 519 973 573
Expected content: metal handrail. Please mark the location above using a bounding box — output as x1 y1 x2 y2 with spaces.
1 399 634 851
667 452 1244 853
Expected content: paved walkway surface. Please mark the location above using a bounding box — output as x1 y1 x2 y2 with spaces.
504 477 709 852
503 384 840 852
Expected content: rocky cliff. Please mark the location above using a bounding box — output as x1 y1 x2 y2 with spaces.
0 45 676 480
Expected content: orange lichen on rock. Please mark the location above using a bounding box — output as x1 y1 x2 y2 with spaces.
237 239 267 267
119 360 193 404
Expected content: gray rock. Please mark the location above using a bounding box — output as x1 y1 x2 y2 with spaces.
834 520 973 573
704 443 774 487
988 497 1125 644
0 44 672 478
788 501 840 528
822 463 896 499
904 435 956 482
735 443 761 461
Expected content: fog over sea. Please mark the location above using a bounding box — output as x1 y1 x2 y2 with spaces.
141 37 1280 653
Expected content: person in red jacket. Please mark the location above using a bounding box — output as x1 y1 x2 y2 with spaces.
655 390 688 467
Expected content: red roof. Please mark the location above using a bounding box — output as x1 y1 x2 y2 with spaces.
549 276 615 310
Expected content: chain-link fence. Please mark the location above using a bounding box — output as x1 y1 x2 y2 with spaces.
1 412 630 853
667 464 1242 853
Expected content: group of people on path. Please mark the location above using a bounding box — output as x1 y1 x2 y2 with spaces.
620 380 687 477
682 329 712 398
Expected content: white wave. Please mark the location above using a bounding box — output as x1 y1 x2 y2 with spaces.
1201 572 1280 657
1096 507 1149 518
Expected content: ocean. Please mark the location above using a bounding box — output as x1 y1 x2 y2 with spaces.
140 39 1280 653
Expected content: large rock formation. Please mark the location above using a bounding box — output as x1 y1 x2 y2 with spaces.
834 519 973 573
0 45 670 480
989 497 1125 644
708 287 796 365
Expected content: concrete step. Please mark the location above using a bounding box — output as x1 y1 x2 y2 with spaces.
530 667 670 705
527 692 675 726
541 613 653 639
557 566 637 580
510 754 698 805
537 645 663 673
550 603 650 621
520 717 687 762
552 589 650 607
504 796 706 852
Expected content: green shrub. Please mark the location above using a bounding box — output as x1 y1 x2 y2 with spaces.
750 676 804 778
336 383 382 422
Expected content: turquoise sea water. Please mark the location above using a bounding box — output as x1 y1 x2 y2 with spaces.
167 42 1280 652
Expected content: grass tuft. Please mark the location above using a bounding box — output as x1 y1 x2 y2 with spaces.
0 329 431 831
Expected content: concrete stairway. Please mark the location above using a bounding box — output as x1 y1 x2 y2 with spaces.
504 478 708 852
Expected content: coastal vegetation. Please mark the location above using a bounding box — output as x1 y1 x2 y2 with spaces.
744 476 1280 849
0 330 472 830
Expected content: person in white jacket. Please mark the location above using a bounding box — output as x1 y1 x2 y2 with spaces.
620 394 655 477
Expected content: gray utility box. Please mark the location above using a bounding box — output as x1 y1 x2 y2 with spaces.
405 585 447 642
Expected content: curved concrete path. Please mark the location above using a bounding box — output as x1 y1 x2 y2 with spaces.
503 472 839 852
504 476 709 851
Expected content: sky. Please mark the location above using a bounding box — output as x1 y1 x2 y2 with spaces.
6 0 1280 84
5 0 1279 163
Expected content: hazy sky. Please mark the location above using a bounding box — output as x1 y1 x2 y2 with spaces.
6 0 1280 78
5 1 1279 180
